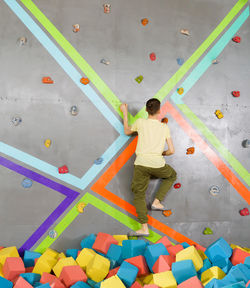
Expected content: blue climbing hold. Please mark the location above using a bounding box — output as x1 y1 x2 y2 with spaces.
22 178 33 188
177 58 184 65
94 157 103 165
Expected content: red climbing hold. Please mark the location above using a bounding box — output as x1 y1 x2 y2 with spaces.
232 91 240 97
239 208 249 216
150 53 156 61
186 147 195 155
174 183 181 189
161 118 168 124
58 165 69 174
232 36 241 43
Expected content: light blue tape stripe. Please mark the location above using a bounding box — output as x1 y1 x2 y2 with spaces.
171 6 250 104
4 0 122 133
0 135 129 189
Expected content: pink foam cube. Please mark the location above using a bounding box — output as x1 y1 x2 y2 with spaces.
92 232 118 254
152 255 174 273
3 257 25 281
40 272 66 288
231 248 250 265
143 285 159 288
106 266 120 279
177 276 203 288
13 276 33 288
59 265 87 287
156 236 172 248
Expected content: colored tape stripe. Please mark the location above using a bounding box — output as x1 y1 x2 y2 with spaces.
0 156 79 254
35 192 161 253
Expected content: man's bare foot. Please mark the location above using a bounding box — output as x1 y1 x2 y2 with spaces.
152 198 165 209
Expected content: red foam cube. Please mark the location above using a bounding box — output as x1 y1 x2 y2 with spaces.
125 255 149 277
230 248 250 266
156 236 172 248
3 257 25 281
106 266 120 279
177 276 203 288
59 265 87 287
13 276 33 288
167 244 184 258
40 272 66 288
131 281 143 288
92 232 118 254
152 255 174 273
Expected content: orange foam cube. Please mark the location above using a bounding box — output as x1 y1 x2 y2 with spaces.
40 272 66 288
3 257 25 281
106 266 120 279
152 255 174 273
92 232 118 254
13 276 33 288
156 236 172 248
167 244 184 258
59 265 87 287
230 248 250 265
125 255 149 277
177 276 203 288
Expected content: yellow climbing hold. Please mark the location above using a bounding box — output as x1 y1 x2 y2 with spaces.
44 139 51 148
77 202 86 213
177 88 184 95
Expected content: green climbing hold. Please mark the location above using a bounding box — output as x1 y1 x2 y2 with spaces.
203 227 213 235
135 75 143 83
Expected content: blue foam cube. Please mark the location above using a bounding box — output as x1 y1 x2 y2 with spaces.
181 242 190 249
20 273 41 285
227 266 249 284
117 261 139 287
23 250 42 267
144 243 169 272
87 279 98 288
71 281 91 288
198 258 212 275
223 281 246 288
81 234 96 249
107 244 123 265
122 240 147 259
0 276 13 288
66 249 79 259
244 256 250 268
236 264 250 282
204 278 217 288
205 237 232 262
172 259 197 284
213 257 232 274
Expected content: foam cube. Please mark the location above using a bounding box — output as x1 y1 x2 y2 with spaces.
93 233 118 255
201 267 226 286
152 255 174 273
181 243 190 249
176 246 203 271
125 256 149 277
205 238 232 262
86 253 110 282
106 266 120 279
59 265 87 287
213 257 232 274
230 248 250 265
0 247 19 265
3 257 25 281
143 285 159 288
19 273 41 285
101 275 126 288
156 236 172 248
58 252 67 260
113 235 128 246
198 258 211 274
66 249 79 260
237 263 250 281
228 265 249 283
81 234 96 249
36 284 51 288
117 261 139 287
172 260 197 284
177 276 203 288
32 257 55 275
13 276 33 288
43 248 59 260
0 275 13 288
23 251 41 267
122 240 147 259
40 272 66 288
223 282 246 288
71 282 91 288
131 281 143 288
153 271 177 288
107 244 123 265
245 256 250 268
77 248 96 270
53 257 77 277
167 245 184 258
197 250 207 261
247 280 250 288
144 244 169 272
141 274 153 285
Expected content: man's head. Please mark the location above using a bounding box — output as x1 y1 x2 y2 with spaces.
146 98 161 115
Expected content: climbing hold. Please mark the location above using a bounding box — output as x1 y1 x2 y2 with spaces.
209 185 220 196
100 58 110 65
48 230 57 239
177 88 184 95
239 208 249 216
77 202 87 213
215 110 223 119
180 29 190 36
242 139 250 148
177 58 184 65
203 227 213 235
232 91 240 97
212 59 219 64
162 210 172 217
174 183 181 189
150 53 156 61
186 147 195 155
73 24 80 33
232 36 241 43
44 139 51 148
58 165 69 174
161 118 168 124
22 178 32 189
17 36 27 46
141 18 149 26
94 158 104 165
11 116 22 126
135 75 143 84
103 4 111 14
42 77 54 84
80 77 90 85
70 106 79 116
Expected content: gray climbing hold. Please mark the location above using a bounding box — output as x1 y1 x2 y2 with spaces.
212 59 219 64
70 106 78 116
17 37 27 46
48 230 57 239
209 185 220 196
22 178 33 188
94 157 103 165
177 58 184 65
100 59 110 65
242 139 250 148
11 116 22 126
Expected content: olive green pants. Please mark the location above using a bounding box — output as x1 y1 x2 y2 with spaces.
131 164 177 224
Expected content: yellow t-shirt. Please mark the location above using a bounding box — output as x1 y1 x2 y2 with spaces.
131 118 171 168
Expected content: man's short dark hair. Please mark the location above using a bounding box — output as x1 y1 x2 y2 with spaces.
146 98 161 115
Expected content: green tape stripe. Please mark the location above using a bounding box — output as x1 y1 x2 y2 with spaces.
35 193 161 253
177 104 250 186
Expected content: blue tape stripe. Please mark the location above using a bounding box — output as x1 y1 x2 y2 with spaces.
171 6 250 104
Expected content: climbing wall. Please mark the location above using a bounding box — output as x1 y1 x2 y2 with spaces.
0 0 249 254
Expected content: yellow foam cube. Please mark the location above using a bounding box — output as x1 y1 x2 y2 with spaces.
86 253 110 282
113 235 128 246
176 246 203 271
101 275 126 288
201 266 226 286
0 263 4 277
42 248 59 259
153 271 177 288
141 274 153 284
231 244 250 253
197 249 207 260
136 278 144 286
76 248 96 270
57 252 66 259
53 257 77 277
0 247 19 265
32 257 55 275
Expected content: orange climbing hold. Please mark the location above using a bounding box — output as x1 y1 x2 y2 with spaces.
161 118 168 124
141 18 149 26
42 77 54 84
186 147 195 155
80 77 90 85
162 210 172 217
177 88 184 95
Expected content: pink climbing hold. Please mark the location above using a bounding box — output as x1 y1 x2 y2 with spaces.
150 53 156 61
